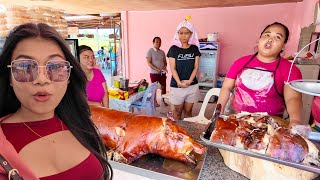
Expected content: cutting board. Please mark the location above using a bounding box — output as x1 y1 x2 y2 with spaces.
219 116 319 180
220 149 318 180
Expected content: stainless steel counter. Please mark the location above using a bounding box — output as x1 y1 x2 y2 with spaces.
176 121 247 180
109 121 248 180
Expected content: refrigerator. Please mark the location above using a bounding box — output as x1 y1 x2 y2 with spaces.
197 42 220 102
65 39 79 60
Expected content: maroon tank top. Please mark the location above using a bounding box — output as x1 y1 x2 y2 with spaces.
1 116 104 180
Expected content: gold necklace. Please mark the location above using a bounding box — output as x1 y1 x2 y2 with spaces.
23 119 64 143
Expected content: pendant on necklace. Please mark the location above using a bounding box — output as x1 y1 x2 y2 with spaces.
41 138 56 143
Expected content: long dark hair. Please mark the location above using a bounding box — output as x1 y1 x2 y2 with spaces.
79 45 93 54
260 22 290 43
0 23 112 179
78 45 94 62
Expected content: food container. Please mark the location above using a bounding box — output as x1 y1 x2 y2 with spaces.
207 32 218 42
113 80 120 88
120 78 129 91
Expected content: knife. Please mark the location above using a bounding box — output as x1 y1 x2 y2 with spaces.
203 103 221 140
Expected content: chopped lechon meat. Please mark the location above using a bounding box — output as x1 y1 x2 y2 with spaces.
209 112 320 166
236 120 269 154
210 116 238 146
266 127 308 163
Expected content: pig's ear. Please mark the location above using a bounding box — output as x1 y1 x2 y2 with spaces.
166 112 175 122
162 118 173 135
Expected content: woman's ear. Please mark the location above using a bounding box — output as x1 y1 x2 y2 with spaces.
282 45 286 51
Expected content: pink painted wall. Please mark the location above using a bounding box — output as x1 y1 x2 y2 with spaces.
123 1 313 87
301 0 317 27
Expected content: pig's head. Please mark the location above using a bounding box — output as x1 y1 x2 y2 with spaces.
152 118 205 166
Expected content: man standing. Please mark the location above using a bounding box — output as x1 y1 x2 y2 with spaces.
97 46 106 69
146 37 168 106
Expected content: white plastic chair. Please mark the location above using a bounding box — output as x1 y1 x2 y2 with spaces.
184 88 221 124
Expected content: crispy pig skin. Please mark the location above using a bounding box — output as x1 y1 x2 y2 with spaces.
209 113 317 165
90 106 205 164
210 116 239 146
236 120 268 152
266 127 308 163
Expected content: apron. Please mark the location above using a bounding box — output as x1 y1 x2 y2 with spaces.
226 54 285 116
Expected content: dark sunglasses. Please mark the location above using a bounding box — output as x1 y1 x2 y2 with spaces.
7 59 73 82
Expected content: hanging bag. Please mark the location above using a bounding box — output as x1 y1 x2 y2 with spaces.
0 154 23 180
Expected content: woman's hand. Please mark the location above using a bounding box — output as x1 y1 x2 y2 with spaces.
181 80 192 86
178 81 188 88
161 67 168 73
185 80 193 86
288 119 307 128
290 124 312 138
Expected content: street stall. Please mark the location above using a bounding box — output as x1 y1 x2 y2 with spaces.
108 79 148 112
0 1 318 180
109 90 145 112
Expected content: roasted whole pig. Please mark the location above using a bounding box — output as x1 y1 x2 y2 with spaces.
210 112 320 166
90 106 205 165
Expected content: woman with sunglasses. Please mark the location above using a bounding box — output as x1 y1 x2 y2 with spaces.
0 23 112 179
78 45 109 108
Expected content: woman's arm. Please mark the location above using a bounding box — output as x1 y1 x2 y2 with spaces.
88 101 103 107
217 78 235 114
102 82 109 108
284 84 305 127
147 57 161 73
185 56 200 85
169 57 187 88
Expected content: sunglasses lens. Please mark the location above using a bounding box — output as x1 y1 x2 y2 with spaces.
46 61 71 82
11 60 38 82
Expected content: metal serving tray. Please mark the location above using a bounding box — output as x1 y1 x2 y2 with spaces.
129 152 206 180
200 134 320 174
